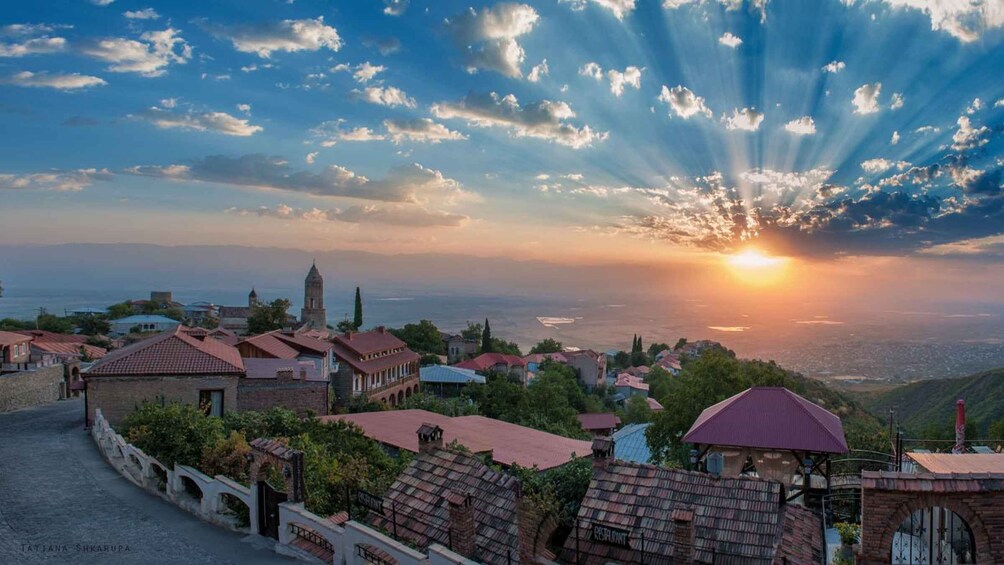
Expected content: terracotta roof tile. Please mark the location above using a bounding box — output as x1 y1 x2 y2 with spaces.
330 342 418 375
332 328 406 356
31 341 107 359
453 353 525 372
11 330 87 344
87 327 244 376
238 331 301 359
577 413 621 431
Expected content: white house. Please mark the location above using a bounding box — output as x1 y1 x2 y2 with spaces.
109 315 182 335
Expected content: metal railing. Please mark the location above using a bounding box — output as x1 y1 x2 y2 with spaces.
290 523 334 554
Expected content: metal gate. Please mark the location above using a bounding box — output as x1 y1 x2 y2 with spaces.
258 481 287 540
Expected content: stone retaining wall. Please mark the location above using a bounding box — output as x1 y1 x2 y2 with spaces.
0 364 65 413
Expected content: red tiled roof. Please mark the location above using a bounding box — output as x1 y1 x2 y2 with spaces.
208 327 239 346
274 331 333 355
523 352 568 364
615 373 649 391
32 341 107 359
646 397 664 411
323 409 591 470
372 448 519 565
87 327 244 376
332 328 406 356
330 342 419 375
453 353 525 372
683 387 848 454
178 326 210 338
238 332 300 359
563 461 822 564
12 330 87 344
0 331 33 346
577 413 621 431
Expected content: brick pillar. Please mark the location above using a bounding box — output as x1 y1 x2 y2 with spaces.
517 495 540 564
591 436 614 474
417 423 444 454
671 508 695 565
447 490 476 558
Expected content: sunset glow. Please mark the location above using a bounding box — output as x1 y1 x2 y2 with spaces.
725 249 790 286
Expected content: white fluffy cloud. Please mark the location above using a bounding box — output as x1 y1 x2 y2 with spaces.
861 158 910 174
132 105 263 136
784 116 816 135
607 66 642 96
352 85 416 108
951 115 990 151
821 60 845 73
579 62 603 80
79 28 191 77
724 107 764 131
432 91 607 149
445 3 539 78
719 32 742 48
852 82 882 114
206 17 342 58
0 36 67 57
123 8 160 20
0 168 112 191
560 0 637 19
658 85 713 119
527 59 548 82
384 118 468 144
890 92 904 110
227 203 469 228
891 130 900 145
663 0 770 22
352 61 384 83
877 0 1004 42
383 0 409 16
2 70 106 90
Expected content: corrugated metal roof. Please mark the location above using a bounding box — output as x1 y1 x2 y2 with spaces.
110 315 181 324
613 423 652 464
907 452 1004 474
419 365 485 384
683 387 848 454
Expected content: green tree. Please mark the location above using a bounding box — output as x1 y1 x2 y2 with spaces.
645 366 674 402
106 302 134 320
529 338 563 354
489 338 522 356
419 353 442 366
988 418 1004 449
508 457 592 528
122 401 226 467
461 321 483 342
481 318 493 353
336 319 356 333
631 335 638 353
398 392 479 416
389 320 446 354
623 395 652 424
36 313 73 333
647 342 670 358
246 298 292 334
612 351 630 368
0 318 33 331
77 315 111 336
674 338 688 350
353 287 363 330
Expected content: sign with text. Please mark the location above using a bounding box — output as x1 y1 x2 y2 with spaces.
590 524 632 548
356 488 385 516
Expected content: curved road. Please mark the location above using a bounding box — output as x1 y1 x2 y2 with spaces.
0 399 294 564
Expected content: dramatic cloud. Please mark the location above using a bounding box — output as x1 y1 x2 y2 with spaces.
951 115 990 151
125 155 469 204
663 0 770 22
78 28 191 76
852 82 882 114
352 85 416 108
724 107 764 131
861 158 910 174
0 168 112 191
205 17 342 58
383 0 409 16
890 92 904 110
877 0 1004 42
560 0 637 19
444 3 540 78
131 106 263 136
432 91 607 149
383 118 468 144
123 8 160 20
719 32 742 48
226 203 469 228
821 60 845 73
527 59 548 82
657 85 713 119
2 70 106 90
0 36 67 57
784 116 816 135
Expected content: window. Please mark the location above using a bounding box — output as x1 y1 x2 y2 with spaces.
199 389 225 417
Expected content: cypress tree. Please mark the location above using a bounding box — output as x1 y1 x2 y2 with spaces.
637 335 643 355
353 286 363 329
481 318 493 353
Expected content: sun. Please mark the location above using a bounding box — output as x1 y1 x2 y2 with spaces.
724 248 790 286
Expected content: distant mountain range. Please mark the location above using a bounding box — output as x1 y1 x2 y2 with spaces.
862 368 1004 435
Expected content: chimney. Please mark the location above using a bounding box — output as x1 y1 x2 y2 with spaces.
953 399 966 454
446 490 476 559
591 436 615 474
277 368 294 381
345 330 354 340
378 325 387 334
671 508 695 565
417 423 443 454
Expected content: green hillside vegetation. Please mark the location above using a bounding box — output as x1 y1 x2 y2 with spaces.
862 368 1004 439
645 348 889 467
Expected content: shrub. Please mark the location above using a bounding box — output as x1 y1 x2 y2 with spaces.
122 401 225 467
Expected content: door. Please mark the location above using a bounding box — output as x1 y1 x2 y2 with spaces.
257 481 287 540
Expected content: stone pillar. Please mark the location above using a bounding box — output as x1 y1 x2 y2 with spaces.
671 508 695 565
591 436 614 474
447 490 476 558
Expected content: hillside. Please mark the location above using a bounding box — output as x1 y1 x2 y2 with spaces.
862 368 1004 435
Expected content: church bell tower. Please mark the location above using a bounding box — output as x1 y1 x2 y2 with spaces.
300 262 327 329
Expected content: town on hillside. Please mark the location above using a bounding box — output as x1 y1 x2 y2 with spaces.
2 262 1003 565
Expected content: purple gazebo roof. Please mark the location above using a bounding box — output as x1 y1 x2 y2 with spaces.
683 387 849 454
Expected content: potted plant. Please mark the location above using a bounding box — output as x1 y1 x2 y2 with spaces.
835 522 860 562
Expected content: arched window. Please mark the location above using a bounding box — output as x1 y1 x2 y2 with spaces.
892 507 976 564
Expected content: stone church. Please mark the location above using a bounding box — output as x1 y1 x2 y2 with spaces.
299 262 327 330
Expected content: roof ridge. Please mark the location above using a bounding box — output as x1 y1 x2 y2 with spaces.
782 388 847 451
683 387 754 440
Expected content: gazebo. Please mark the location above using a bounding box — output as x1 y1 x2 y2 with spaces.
683 387 848 501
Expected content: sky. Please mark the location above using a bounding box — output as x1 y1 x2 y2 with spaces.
1 0 1003 297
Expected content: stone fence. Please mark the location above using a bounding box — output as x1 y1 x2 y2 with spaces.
91 409 476 565
0 363 65 413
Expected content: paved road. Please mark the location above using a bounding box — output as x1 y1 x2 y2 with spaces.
0 399 295 564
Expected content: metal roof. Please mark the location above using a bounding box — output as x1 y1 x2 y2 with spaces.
110 315 181 324
612 423 652 464
907 452 1004 474
419 365 485 384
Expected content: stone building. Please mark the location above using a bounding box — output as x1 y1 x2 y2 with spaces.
218 288 259 335
299 262 327 331
239 358 328 416
0 330 33 369
330 327 420 406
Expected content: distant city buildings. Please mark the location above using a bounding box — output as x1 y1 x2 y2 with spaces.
109 314 181 335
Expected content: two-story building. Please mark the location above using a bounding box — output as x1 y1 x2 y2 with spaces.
330 327 420 407
0 331 33 372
